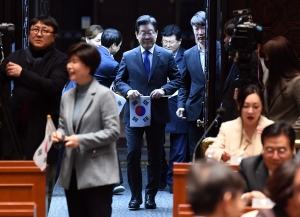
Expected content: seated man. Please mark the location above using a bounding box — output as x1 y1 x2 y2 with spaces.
187 162 244 217
238 122 295 205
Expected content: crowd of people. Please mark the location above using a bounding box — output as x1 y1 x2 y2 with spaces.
0 8 300 217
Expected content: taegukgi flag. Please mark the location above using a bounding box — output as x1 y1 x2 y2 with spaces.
114 93 126 115
33 115 56 171
129 96 151 127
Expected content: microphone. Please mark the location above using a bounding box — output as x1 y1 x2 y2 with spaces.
192 107 226 163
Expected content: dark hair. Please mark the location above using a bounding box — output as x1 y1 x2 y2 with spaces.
261 122 295 149
81 25 104 42
135 15 157 33
101 28 123 48
224 18 238 36
187 161 243 215
30 16 59 34
237 84 264 116
67 42 101 75
265 160 300 208
190 11 206 27
262 36 300 100
161 24 182 41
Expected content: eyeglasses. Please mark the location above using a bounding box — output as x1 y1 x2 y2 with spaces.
30 29 54 35
264 147 287 157
161 40 177 46
193 26 206 32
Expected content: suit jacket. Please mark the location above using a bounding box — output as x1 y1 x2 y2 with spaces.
0 46 68 162
165 46 188 133
266 76 300 139
57 79 120 190
206 116 274 161
94 46 119 88
115 45 181 124
238 155 269 193
178 42 220 121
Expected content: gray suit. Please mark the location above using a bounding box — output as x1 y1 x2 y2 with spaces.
57 79 120 190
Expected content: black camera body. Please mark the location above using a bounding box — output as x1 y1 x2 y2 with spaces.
227 9 263 87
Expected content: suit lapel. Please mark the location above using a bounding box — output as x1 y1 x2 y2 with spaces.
64 89 76 135
192 46 205 80
255 160 269 191
229 117 243 152
134 47 149 81
175 46 184 63
269 78 287 111
149 46 160 80
74 80 97 133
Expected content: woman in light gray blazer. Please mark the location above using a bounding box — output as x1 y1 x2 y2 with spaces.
52 42 120 217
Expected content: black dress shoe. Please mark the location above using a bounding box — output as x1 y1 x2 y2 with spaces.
145 195 156 209
128 196 142 209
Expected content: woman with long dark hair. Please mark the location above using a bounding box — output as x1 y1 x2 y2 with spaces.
263 36 300 139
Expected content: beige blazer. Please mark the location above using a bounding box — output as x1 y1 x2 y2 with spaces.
205 116 274 162
266 76 300 139
57 79 120 190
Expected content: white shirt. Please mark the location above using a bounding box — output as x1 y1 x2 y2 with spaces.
199 47 205 73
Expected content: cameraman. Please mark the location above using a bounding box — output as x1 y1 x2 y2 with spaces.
221 18 264 123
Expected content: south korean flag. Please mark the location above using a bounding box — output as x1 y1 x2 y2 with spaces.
129 96 151 127
114 93 126 115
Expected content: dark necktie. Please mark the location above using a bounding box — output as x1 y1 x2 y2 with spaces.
144 50 150 78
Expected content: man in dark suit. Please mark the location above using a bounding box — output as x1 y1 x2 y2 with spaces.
177 11 220 160
95 28 122 88
238 122 295 205
115 15 181 210
159 24 188 194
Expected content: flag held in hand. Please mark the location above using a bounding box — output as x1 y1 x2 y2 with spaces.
33 115 56 171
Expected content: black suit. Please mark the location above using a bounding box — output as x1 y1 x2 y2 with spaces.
238 155 269 193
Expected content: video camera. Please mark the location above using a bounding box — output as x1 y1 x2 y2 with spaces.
227 9 263 87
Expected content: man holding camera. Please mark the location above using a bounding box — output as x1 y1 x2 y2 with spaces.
221 16 264 122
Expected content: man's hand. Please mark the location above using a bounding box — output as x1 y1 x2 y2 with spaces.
150 88 165 99
221 150 231 162
65 135 79 149
176 108 186 119
233 88 239 101
6 62 22 77
243 191 266 205
127 90 143 99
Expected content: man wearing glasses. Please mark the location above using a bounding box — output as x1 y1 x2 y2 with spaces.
159 24 188 194
238 122 295 205
115 15 181 210
0 16 68 208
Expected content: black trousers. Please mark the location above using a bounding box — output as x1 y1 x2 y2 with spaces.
65 170 114 217
125 123 165 198
187 121 204 161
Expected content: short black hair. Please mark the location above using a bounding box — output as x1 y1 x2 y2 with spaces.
161 24 182 41
135 15 157 33
30 16 59 34
67 42 101 75
187 161 243 215
261 122 296 150
101 28 123 48
190 11 206 27
237 84 264 116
